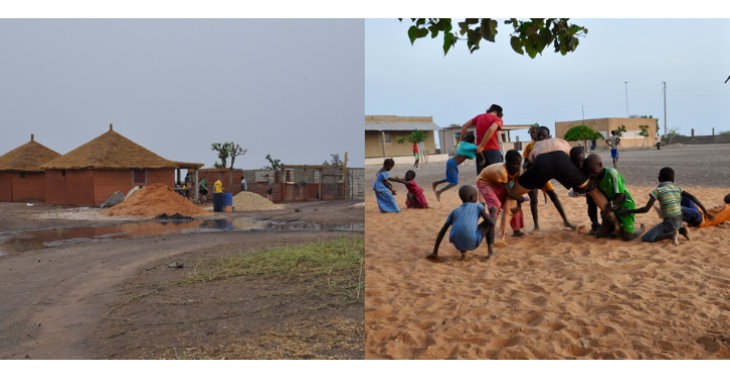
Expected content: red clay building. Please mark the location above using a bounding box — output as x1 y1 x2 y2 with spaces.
40 124 202 207
0 134 61 203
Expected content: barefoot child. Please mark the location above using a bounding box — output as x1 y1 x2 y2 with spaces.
617 167 714 245
476 150 529 239
583 154 645 241
432 132 487 202
373 159 400 213
684 193 730 227
388 170 429 209
428 185 498 261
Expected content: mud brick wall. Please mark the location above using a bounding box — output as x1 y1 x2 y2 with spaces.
247 182 283 203
46 170 94 206
9 172 47 202
321 183 343 200
0 172 13 202
198 169 244 195
93 169 174 206
284 183 307 202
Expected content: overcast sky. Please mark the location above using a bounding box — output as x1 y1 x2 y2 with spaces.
366 18 730 145
0 19 364 169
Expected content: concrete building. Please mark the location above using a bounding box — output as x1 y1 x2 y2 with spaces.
40 124 203 207
365 115 441 164
555 117 659 149
438 124 533 156
0 134 61 203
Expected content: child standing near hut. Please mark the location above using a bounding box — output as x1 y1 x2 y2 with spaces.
389 170 429 209
373 159 399 213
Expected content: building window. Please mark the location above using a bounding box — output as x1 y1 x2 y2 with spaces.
378 133 391 145
132 169 146 184
18 172 26 178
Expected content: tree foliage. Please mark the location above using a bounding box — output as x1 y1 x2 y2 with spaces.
227 142 247 188
614 125 627 137
400 18 588 58
638 125 650 138
211 142 232 168
395 129 430 145
564 125 604 142
261 154 281 170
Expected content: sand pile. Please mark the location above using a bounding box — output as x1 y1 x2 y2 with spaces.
365 185 730 359
101 183 211 218
232 191 285 211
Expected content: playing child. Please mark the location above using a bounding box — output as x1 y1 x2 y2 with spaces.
432 132 488 202
428 185 498 261
389 170 429 209
476 150 529 240
684 193 730 227
373 159 400 213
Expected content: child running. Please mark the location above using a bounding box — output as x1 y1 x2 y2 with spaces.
683 193 730 227
373 159 400 213
476 150 529 239
583 154 645 241
522 126 575 231
389 170 429 209
432 132 487 202
617 167 713 245
428 185 498 261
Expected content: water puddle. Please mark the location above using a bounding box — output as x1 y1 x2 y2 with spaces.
0 218 364 257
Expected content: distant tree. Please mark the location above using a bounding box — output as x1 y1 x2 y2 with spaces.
638 125 651 148
400 18 588 57
211 142 232 168
227 142 247 190
329 153 344 167
321 160 330 167
564 125 604 150
719 130 730 136
395 129 430 145
614 125 627 137
261 154 281 170
448 123 461 128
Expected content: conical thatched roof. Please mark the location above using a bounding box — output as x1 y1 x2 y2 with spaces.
41 124 200 170
0 135 62 172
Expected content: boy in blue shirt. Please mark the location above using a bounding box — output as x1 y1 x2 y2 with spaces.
432 132 488 202
427 185 498 261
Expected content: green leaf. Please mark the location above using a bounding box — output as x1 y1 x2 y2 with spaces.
416 18 426 27
429 24 440 38
443 32 454 55
408 26 418 45
510 36 524 55
417 27 429 39
480 18 497 42
526 22 540 36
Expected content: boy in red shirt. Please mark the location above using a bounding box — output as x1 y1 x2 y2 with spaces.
458 104 504 175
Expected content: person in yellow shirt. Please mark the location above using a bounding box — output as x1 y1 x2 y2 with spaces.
522 125 575 231
214 179 224 193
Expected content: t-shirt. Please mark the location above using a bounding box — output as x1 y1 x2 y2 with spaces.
214 180 223 193
471 113 503 151
651 182 683 218
596 168 634 207
522 141 535 159
477 163 518 185
456 141 478 159
413 143 419 154
446 202 485 252
241 178 247 191
606 136 620 149
266 178 272 188
199 179 206 188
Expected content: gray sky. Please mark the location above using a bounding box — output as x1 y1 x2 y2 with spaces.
0 19 364 169
366 18 730 145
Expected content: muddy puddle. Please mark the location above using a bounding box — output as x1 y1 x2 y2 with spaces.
0 218 364 257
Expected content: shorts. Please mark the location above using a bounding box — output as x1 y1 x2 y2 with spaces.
642 216 683 242
611 148 619 158
445 158 459 185
414 153 420 160
200 188 208 195
540 181 554 192
267 188 273 195
517 151 590 191
476 149 503 175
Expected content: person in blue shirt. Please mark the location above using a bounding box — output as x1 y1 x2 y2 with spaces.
431 132 489 202
373 158 400 213
427 185 498 261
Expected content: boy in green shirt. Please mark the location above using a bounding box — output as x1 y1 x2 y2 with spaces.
583 154 645 241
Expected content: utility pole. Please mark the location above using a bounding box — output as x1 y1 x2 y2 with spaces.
625 81 629 117
582 105 585 124
663 81 667 136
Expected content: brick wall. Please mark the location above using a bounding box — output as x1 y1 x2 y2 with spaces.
247 182 282 203
198 169 244 196
56 170 94 206
10 172 47 202
92 169 175 206
283 183 307 202
0 172 12 202
322 183 343 200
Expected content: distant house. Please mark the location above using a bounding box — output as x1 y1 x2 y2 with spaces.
40 124 203 206
0 134 61 202
555 117 659 149
365 115 441 159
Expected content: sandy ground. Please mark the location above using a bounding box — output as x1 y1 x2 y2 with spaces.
0 200 363 359
365 145 730 359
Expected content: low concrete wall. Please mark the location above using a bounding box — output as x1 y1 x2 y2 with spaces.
365 153 450 166
668 134 730 145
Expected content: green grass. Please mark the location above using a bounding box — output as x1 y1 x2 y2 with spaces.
105 236 365 322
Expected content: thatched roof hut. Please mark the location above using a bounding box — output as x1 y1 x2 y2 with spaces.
0 134 61 172
41 124 203 170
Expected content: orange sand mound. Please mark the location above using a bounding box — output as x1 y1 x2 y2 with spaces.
101 183 211 218
365 184 730 359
